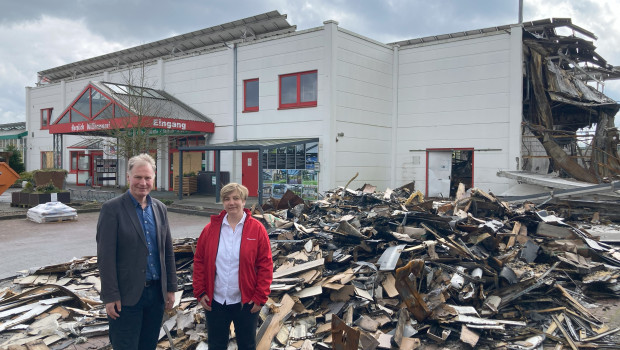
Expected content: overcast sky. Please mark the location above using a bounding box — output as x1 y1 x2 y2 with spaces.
1 0 619 125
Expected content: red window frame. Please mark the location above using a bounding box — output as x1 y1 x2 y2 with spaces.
40 151 53 169
40 108 53 129
243 78 259 112
278 70 317 109
69 151 85 173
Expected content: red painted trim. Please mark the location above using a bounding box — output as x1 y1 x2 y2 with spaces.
69 151 84 172
92 101 114 119
425 151 429 197
425 148 475 197
49 83 214 134
278 70 317 109
277 103 317 110
40 108 52 130
243 78 259 112
70 107 90 122
48 116 214 134
40 151 52 169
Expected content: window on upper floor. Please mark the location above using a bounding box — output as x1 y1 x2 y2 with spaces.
41 108 53 129
244 79 259 112
279 70 317 109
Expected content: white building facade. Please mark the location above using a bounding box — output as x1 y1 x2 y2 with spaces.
25 11 525 197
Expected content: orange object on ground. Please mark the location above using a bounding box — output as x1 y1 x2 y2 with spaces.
0 162 19 196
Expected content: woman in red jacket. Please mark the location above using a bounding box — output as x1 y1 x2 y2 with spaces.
193 183 273 350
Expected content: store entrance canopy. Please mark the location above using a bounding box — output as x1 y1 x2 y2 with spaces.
48 81 214 135
67 139 103 149
46 81 214 169
178 138 320 204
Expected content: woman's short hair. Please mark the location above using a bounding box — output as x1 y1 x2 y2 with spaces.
127 153 156 174
221 183 248 200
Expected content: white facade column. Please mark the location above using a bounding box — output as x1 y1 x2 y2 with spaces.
508 24 523 170
390 45 399 188
25 87 32 171
157 137 168 191
323 20 339 190
60 80 66 109
157 58 165 90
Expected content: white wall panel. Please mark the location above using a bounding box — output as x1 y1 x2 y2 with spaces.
399 34 509 63
336 75 392 103
399 92 509 115
333 29 394 190
234 30 326 144
236 121 324 138
335 166 389 189
395 32 514 193
336 91 392 123
400 77 509 100
398 107 509 128
400 62 510 88
335 106 392 128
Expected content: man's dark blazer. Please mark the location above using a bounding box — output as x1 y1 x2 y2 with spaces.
96 191 177 306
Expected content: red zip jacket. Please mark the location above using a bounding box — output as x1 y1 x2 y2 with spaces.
193 209 273 306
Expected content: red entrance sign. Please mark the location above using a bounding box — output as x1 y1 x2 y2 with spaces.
48 116 214 134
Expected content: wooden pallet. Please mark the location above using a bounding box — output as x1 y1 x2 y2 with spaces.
173 176 198 196
47 217 78 223
28 217 78 224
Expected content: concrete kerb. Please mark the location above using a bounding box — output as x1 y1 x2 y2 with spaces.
0 185 251 220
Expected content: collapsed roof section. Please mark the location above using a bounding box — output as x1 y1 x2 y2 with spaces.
37 11 294 83
521 18 620 183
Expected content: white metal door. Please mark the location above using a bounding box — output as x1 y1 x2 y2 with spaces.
427 151 452 197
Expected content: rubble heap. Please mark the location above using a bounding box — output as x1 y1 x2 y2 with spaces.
1 183 619 350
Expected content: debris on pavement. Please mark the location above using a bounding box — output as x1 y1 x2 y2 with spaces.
1 182 619 350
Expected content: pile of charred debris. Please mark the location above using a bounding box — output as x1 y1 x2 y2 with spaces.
1 183 619 350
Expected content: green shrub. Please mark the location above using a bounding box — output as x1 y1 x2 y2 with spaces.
19 171 34 182
6 145 25 174
160 199 174 206
22 182 34 193
36 181 63 194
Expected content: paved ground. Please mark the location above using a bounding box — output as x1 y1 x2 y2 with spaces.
0 184 263 281
0 211 208 280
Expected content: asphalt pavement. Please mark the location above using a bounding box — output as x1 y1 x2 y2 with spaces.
0 205 210 281
0 183 267 282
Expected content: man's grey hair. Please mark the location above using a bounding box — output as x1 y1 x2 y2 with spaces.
127 153 156 173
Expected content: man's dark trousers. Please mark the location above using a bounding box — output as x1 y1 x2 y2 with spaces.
206 300 259 350
108 283 164 350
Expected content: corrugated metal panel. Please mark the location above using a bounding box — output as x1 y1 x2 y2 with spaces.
38 11 294 82
179 138 319 151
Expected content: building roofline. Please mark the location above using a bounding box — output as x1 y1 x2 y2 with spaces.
389 18 596 47
38 10 294 83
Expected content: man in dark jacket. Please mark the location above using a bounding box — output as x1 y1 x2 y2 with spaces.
97 153 177 350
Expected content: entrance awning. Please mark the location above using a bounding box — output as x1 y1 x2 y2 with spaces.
180 138 319 151
0 122 27 140
48 81 214 135
178 138 320 204
46 81 215 169
67 139 102 149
